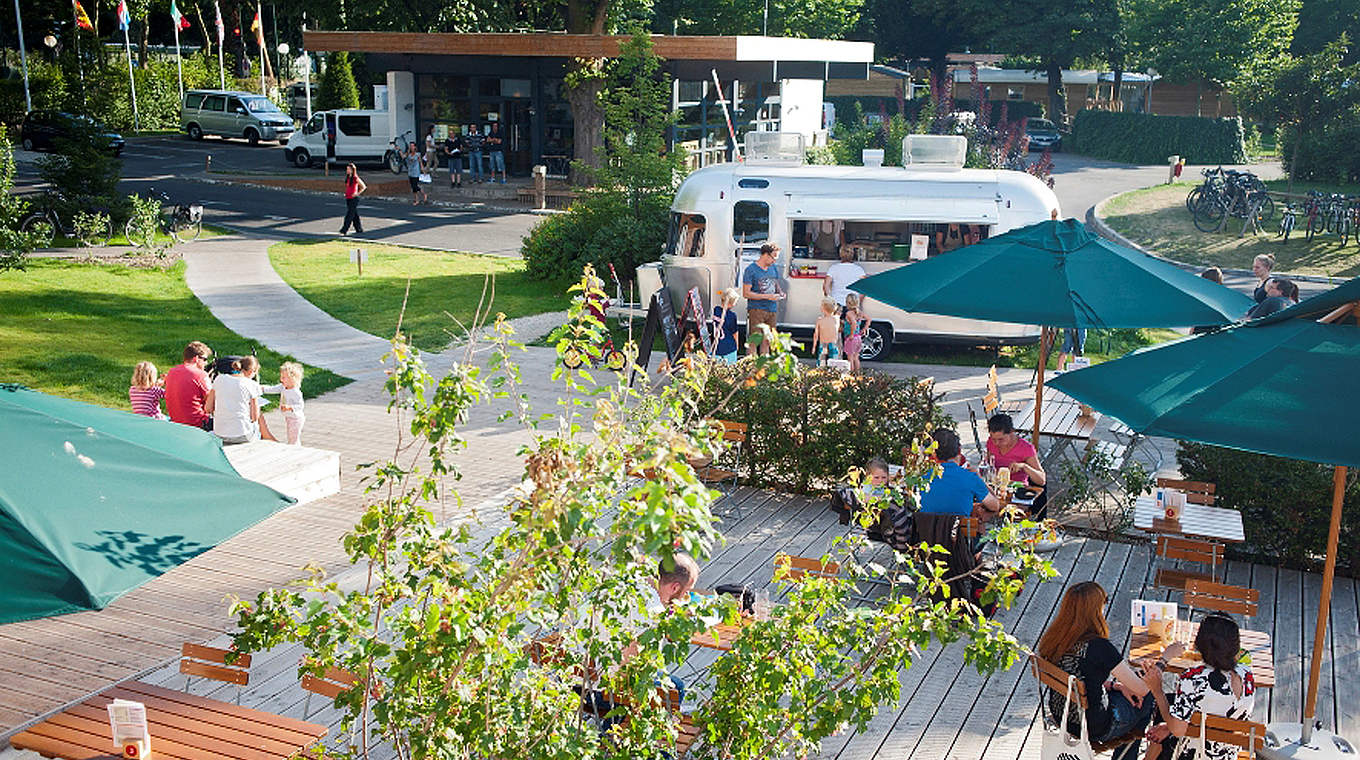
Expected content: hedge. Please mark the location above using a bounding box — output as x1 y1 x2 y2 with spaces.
697 363 952 494
1280 115 1360 184
1069 110 1247 165
1177 442 1358 577
825 96 1044 129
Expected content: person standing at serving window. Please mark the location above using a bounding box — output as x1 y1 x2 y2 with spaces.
823 248 866 309
743 243 784 356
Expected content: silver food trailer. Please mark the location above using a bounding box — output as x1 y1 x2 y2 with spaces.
635 133 1060 360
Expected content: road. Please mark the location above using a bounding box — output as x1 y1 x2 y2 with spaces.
14 135 542 255
16 135 1304 296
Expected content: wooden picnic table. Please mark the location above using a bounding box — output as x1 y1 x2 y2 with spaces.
1133 495 1246 543
1013 385 1101 442
9 680 327 760
1129 622 1275 688
690 620 749 652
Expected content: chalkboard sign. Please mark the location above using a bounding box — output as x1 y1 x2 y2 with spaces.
631 290 682 386
682 287 715 356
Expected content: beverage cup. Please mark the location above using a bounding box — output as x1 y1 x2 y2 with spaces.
1148 617 1167 640
754 589 771 622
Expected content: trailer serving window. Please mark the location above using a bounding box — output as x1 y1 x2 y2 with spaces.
666 212 707 257
792 219 991 261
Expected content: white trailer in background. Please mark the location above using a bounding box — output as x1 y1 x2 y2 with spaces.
635 133 1061 360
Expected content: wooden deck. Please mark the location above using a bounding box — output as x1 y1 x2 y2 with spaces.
6 486 1355 760
222 440 340 506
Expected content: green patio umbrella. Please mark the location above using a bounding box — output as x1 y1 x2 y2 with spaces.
852 218 1253 447
0 385 296 625
1048 278 1360 756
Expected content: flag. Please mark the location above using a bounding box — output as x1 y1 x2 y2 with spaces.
170 0 190 30
250 9 263 45
73 0 93 30
213 1 224 44
116 0 130 30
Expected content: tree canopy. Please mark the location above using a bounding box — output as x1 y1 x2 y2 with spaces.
1125 0 1300 89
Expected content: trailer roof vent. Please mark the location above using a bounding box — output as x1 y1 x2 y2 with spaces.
902 134 967 169
744 132 805 164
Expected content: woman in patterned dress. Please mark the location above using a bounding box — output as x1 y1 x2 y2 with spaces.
1139 614 1255 760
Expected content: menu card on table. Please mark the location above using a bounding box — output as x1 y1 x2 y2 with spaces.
107 699 151 758
1132 600 1178 631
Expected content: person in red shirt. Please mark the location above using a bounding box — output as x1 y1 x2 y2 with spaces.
164 341 213 430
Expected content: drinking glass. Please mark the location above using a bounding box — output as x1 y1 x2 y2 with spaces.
754 589 771 622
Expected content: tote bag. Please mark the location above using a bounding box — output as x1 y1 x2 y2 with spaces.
1040 674 1095 760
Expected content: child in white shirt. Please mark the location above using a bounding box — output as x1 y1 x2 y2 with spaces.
261 362 305 445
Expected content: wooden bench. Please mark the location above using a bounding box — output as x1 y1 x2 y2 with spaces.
1157 478 1217 506
1185 578 1261 618
180 642 251 703
1031 654 1143 754
1181 712 1269 759
774 553 841 582
1153 535 1224 591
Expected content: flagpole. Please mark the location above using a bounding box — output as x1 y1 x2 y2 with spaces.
13 0 32 112
71 1 86 106
215 1 225 88
256 2 265 95
122 15 139 131
172 8 184 102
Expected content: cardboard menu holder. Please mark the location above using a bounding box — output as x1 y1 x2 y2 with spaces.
1133 600 1178 644
1164 490 1186 521
108 699 151 758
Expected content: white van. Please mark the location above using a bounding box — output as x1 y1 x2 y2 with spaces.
181 90 294 144
283 110 391 168
637 133 1060 360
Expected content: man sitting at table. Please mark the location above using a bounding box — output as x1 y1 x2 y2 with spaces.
585 553 698 727
919 429 1001 520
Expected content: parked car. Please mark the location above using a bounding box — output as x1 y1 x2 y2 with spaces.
180 89 294 144
1025 118 1063 152
18 111 125 155
283 110 391 168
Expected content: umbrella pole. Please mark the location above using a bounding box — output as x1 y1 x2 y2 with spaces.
1034 326 1049 450
1301 464 1346 743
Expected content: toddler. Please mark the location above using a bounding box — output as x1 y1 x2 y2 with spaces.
128 361 166 419
842 294 866 372
262 362 305 445
812 297 841 366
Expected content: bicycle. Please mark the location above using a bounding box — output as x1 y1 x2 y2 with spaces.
1303 191 1326 242
384 130 415 174
124 188 204 247
1277 203 1297 243
18 194 115 247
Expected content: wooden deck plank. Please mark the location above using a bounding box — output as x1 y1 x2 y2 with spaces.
1302 565 1336 730
1273 567 1305 725
1336 577 1360 740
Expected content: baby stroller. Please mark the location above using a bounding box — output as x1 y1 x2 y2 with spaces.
562 264 627 371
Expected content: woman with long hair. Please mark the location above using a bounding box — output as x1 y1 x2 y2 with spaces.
1038 582 1155 760
340 163 366 236
1139 614 1255 760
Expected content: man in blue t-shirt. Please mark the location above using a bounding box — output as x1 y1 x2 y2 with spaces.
919 429 1001 519
742 243 783 356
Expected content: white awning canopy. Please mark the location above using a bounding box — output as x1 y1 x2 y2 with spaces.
785 196 999 224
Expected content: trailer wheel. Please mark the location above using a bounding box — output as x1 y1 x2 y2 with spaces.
858 322 893 362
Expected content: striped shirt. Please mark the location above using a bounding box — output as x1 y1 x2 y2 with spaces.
129 385 166 419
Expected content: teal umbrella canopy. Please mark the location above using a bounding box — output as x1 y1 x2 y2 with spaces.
1047 318 1360 468
0 385 296 624
1047 276 1360 467
852 218 1253 329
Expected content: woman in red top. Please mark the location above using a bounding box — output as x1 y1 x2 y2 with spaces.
986 413 1048 516
340 163 366 236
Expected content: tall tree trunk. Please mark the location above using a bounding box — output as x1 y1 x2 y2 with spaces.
1045 60 1067 125
562 0 610 186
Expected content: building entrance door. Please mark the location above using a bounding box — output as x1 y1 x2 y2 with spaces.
504 99 532 176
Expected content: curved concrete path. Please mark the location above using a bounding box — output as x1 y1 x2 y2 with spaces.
184 236 393 380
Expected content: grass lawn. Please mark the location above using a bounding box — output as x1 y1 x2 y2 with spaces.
269 240 573 352
50 223 229 249
1102 182 1360 278
878 327 1183 369
0 259 350 409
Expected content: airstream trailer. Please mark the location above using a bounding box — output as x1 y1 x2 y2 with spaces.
636 133 1060 360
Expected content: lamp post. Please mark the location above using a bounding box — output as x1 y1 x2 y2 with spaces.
276 42 289 81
